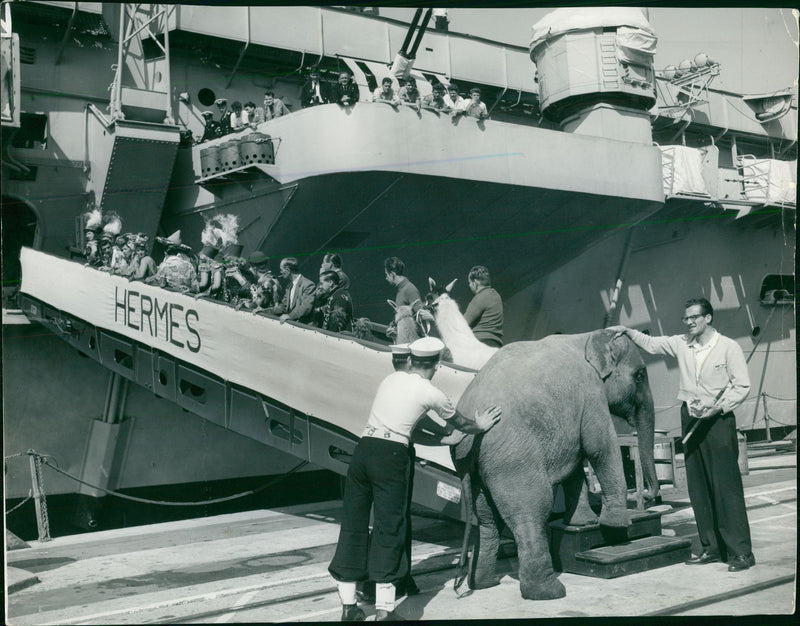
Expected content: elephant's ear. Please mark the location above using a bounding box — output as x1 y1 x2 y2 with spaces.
586 330 619 380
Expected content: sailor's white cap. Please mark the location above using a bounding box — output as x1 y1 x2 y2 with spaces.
390 343 411 355
410 337 445 359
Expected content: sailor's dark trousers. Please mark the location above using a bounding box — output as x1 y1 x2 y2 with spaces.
329 437 411 584
681 403 752 559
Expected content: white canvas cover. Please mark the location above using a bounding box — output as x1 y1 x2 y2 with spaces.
660 145 709 197
530 7 654 53
739 157 797 205
616 25 657 65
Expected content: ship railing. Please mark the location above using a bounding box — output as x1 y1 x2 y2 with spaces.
658 144 714 200
735 154 797 206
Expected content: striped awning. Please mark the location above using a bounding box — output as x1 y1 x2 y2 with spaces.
340 57 449 99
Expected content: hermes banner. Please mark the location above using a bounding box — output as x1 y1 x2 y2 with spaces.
20 248 475 470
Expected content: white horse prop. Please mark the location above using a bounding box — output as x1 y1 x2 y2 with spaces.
423 278 497 370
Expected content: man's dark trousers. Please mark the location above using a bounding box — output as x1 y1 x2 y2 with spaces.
329 437 411 583
681 403 752 560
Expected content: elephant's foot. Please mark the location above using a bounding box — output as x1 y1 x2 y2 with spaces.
520 576 566 600
644 489 662 505
598 506 630 529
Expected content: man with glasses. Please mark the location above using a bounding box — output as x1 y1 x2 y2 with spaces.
329 337 501 621
609 298 754 572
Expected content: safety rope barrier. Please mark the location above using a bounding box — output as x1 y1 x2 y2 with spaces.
5 450 309 541
5 494 32 516
40 457 309 506
760 392 796 402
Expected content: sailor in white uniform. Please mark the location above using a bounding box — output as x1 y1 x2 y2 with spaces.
329 337 502 621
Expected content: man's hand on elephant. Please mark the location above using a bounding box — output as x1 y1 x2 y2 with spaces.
606 325 629 339
474 405 502 432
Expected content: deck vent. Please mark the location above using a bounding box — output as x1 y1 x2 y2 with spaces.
19 46 36 64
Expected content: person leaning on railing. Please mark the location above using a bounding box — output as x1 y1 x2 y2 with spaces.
442 82 465 116
327 71 359 107
421 83 447 112
229 101 247 132
458 87 489 120
301 67 328 108
398 77 421 112
263 90 289 120
372 76 399 106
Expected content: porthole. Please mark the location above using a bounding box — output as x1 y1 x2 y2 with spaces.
198 88 216 107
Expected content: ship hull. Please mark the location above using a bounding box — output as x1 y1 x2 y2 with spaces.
163 167 664 321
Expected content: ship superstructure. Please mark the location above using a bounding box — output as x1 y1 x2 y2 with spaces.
2 4 795 536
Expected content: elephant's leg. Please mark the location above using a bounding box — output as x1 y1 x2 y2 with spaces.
469 482 503 590
506 489 566 600
562 464 598 526
583 416 629 529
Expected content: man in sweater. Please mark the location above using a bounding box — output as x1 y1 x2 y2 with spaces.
464 265 503 347
384 257 422 314
609 297 754 572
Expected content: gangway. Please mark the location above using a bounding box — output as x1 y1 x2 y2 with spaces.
17 247 474 520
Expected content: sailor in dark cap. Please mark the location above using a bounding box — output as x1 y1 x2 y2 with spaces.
200 110 221 142
329 337 502 621
358 341 462 606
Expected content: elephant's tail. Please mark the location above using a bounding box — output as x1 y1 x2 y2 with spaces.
453 472 473 597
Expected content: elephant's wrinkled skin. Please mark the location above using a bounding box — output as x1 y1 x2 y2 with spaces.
452 330 657 600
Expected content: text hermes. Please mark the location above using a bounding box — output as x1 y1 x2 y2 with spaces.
114 287 201 352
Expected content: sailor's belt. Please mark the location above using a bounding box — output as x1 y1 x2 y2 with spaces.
361 426 409 446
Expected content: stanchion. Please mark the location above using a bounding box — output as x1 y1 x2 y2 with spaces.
28 451 51 542
761 393 771 442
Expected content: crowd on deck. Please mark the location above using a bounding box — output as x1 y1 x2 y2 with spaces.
198 68 490 143
78 208 504 344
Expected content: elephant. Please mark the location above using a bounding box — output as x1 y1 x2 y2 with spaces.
451 329 658 600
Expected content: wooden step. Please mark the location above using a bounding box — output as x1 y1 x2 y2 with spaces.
572 535 692 578
549 509 663 573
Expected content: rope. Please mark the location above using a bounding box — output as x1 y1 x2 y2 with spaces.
5 451 60 467
761 393 796 402
40 456 309 506
4 451 32 460
6 494 32 516
759 416 798 428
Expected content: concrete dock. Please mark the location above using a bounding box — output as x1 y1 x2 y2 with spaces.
5 450 796 623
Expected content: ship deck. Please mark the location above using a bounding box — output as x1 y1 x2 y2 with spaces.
6 449 796 623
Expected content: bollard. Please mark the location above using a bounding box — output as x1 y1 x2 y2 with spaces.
737 430 749 475
653 430 674 484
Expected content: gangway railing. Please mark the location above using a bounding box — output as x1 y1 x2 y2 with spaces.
18 247 473 520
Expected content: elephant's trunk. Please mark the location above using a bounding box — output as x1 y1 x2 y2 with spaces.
634 384 660 501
